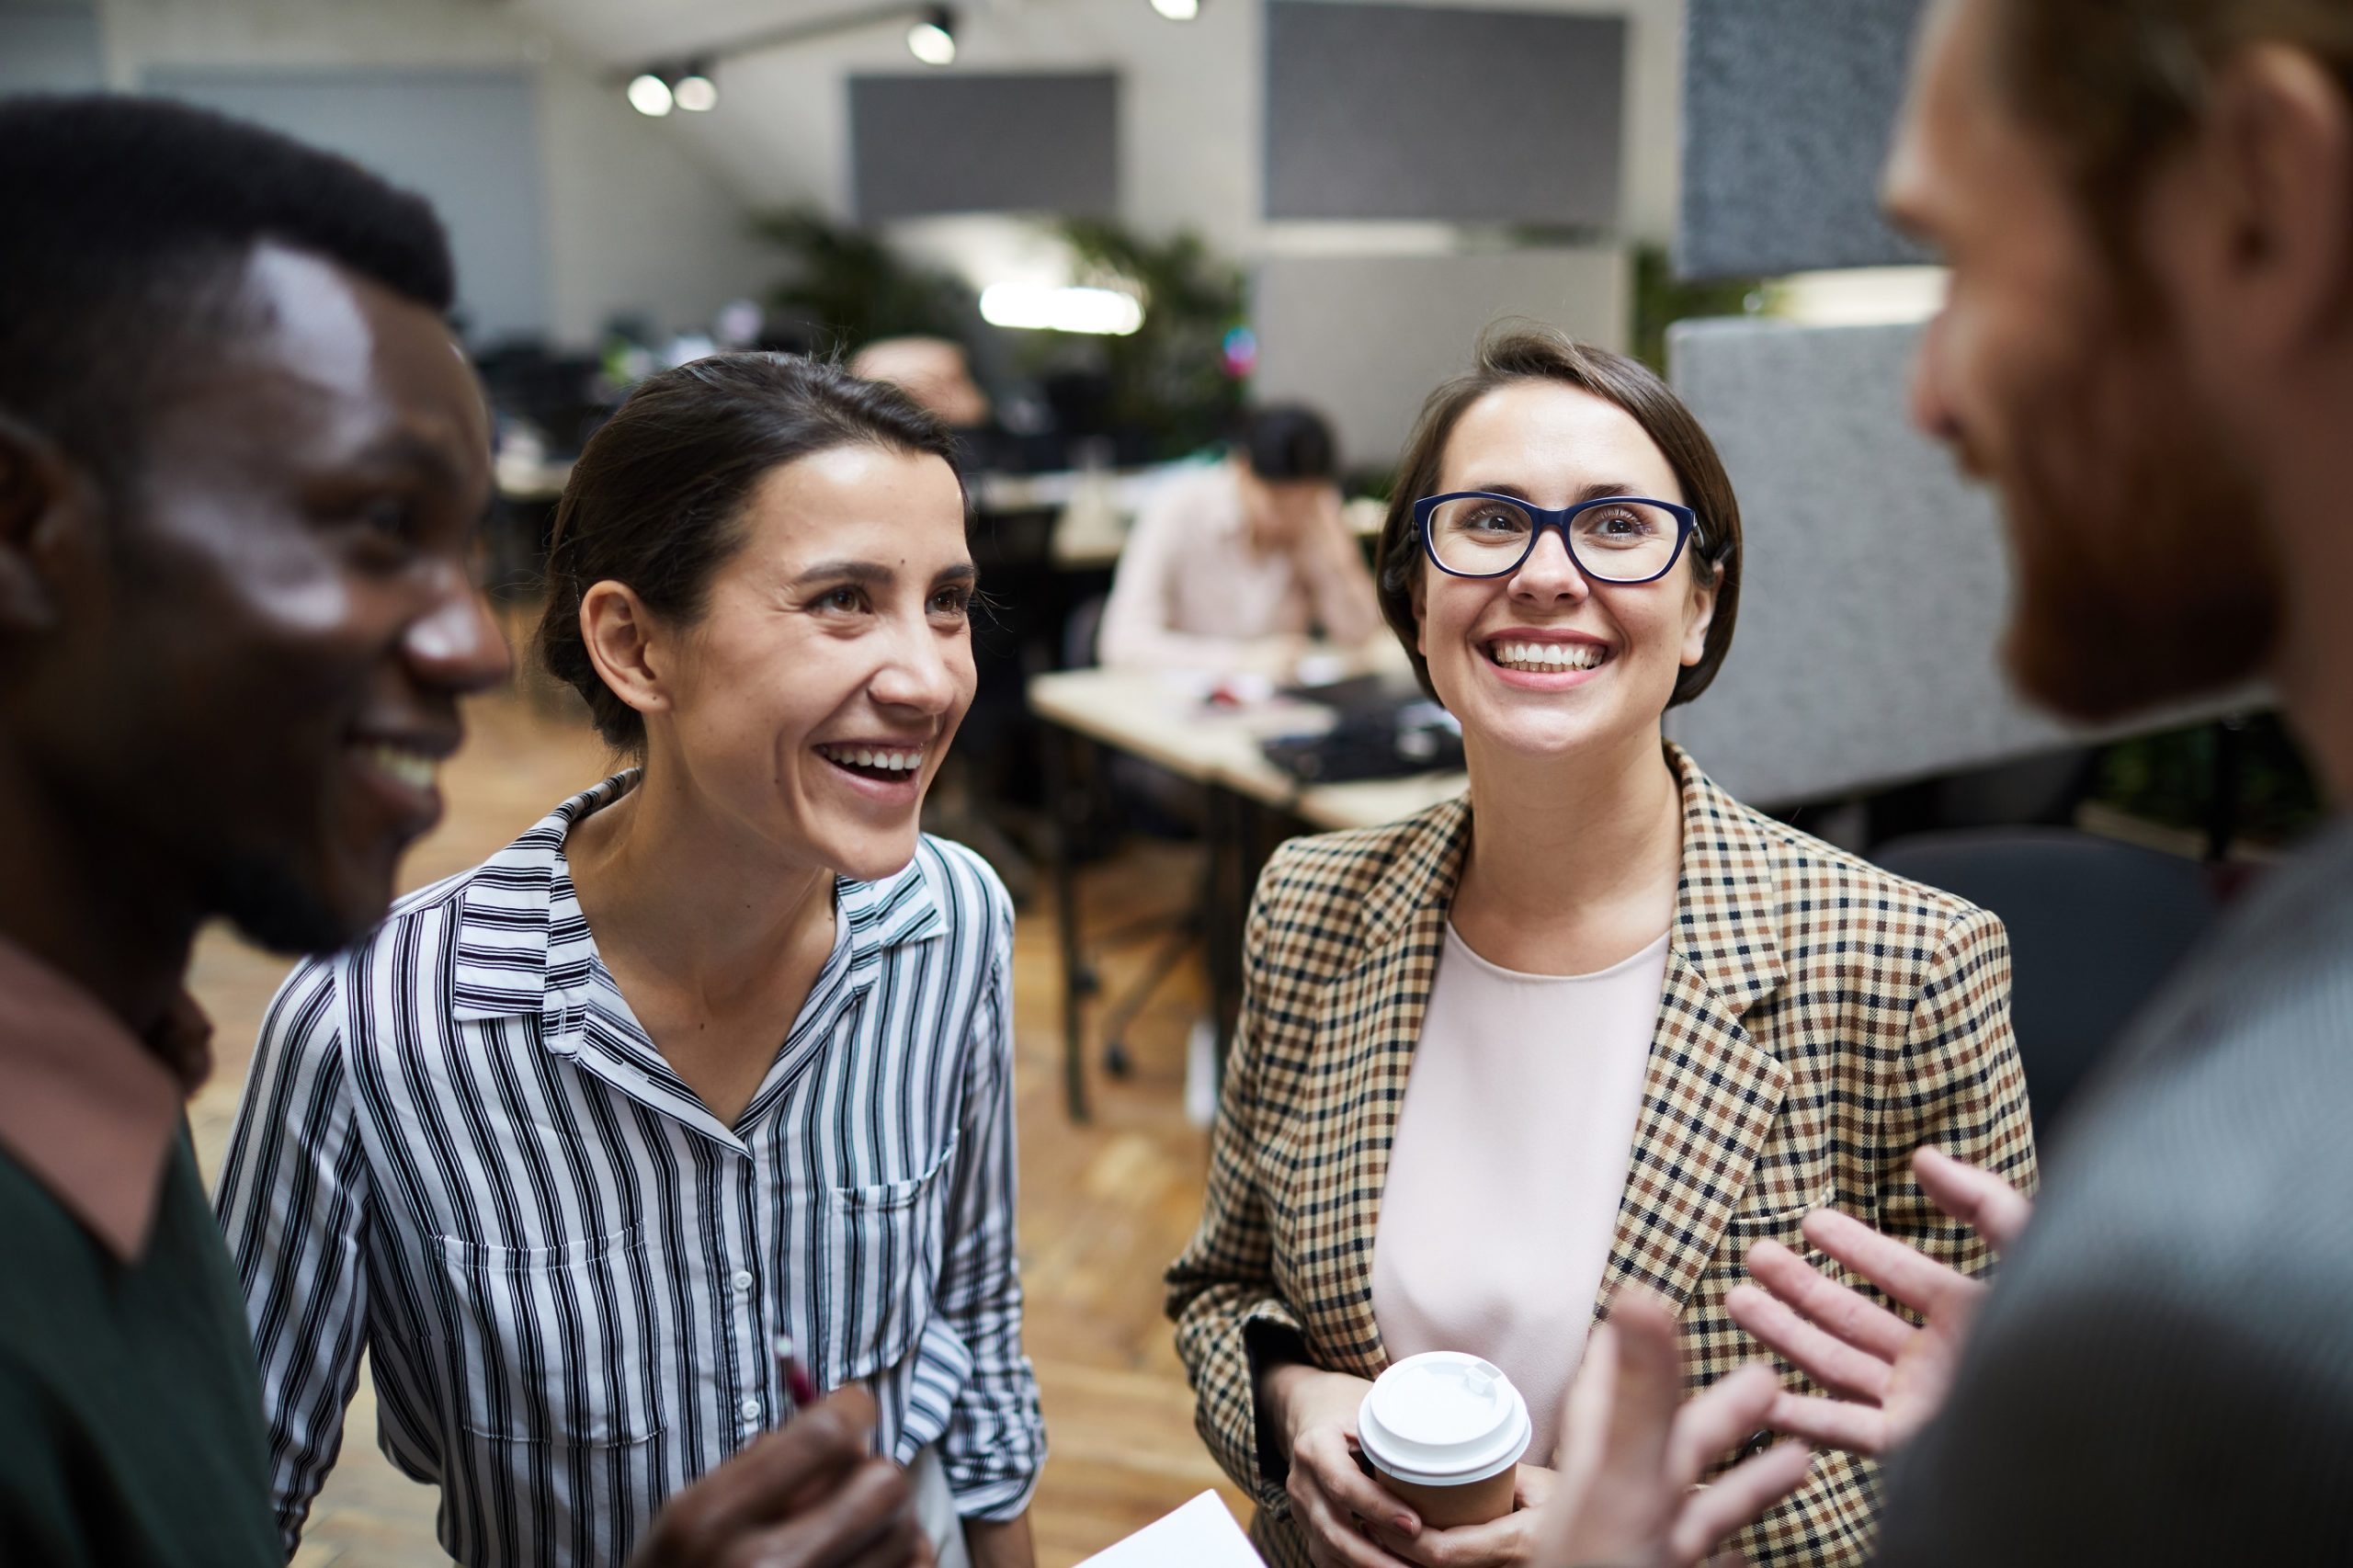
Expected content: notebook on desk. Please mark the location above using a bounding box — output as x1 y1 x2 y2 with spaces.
1076 1492 1267 1567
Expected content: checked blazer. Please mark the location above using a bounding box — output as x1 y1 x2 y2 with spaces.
1166 744 2037 1566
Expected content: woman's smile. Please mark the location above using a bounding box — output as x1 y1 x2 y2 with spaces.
1478 629 1616 688
811 736 932 805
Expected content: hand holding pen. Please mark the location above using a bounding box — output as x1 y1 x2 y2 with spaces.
626 1352 932 1568
776 1334 822 1412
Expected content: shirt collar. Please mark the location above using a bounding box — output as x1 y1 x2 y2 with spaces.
450 772 949 1030
0 937 207 1260
1354 743 1787 1016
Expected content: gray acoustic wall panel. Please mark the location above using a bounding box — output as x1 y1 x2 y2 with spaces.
1251 248 1627 468
1665 317 2253 806
1678 0 1930 279
1264 0 1623 224
143 68 551 343
0 3 106 97
851 74 1117 222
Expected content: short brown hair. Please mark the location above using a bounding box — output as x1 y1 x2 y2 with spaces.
535 353 961 753
1374 324 1744 708
1993 0 2353 262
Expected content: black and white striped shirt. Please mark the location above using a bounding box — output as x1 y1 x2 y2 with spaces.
215 775 1043 1568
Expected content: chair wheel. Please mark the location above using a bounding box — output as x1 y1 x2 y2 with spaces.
1103 1041 1133 1077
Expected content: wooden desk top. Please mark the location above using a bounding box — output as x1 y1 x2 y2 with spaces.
1028 665 1465 835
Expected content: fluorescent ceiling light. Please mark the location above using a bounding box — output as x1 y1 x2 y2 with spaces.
1151 0 1203 18
1775 266 1949 327
980 283 1144 335
626 73 675 117
674 70 718 112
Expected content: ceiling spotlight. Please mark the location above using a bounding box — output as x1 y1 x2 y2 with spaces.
906 6 957 66
1150 0 1202 18
674 63 719 112
627 72 675 117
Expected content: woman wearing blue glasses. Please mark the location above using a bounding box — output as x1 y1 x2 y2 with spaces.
1168 325 2037 1568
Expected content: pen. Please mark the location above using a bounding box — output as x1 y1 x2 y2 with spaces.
773 1335 820 1413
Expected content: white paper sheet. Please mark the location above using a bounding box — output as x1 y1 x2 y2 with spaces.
1075 1491 1267 1568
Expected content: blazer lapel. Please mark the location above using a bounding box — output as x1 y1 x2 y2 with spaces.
1298 799 1471 1377
1594 748 1790 1319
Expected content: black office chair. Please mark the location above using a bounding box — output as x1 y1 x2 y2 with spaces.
1871 827 2220 1139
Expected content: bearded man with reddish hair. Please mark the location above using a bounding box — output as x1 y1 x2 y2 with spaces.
1509 1 2353 1561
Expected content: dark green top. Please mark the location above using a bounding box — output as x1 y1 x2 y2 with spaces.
0 1128 281 1567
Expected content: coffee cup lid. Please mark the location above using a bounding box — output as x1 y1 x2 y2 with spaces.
1356 1352 1532 1487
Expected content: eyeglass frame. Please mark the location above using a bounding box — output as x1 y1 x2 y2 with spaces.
1412 490 1712 585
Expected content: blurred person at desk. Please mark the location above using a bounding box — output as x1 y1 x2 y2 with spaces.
851 336 1014 474
1097 404 1381 672
1166 327 2036 1568
0 97 927 1568
218 354 1042 1568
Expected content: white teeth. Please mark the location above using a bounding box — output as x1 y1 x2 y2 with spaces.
1489 641 1606 672
360 743 437 791
819 744 925 774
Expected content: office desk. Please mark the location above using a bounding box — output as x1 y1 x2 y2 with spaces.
1029 665 1466 1119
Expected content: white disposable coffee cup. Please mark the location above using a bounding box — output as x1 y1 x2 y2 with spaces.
1355 1352 1532 1528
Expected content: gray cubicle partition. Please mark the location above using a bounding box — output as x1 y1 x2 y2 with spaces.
1250 249 1628 469
1263 0 1623 225
1665 317 2250 807
849 74 1118 222
0 3 105 97
142 67 551 344
1677 0 1930 278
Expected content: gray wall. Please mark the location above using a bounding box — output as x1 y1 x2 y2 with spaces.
1263 0 1625 225
1251 249 1628 468
850 73 1119 222
142 66 551 343
0 2 105 95
1665 317 2251 805
1677 0 1929 278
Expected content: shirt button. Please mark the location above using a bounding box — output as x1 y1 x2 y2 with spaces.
739 1396 762 1421
731 1269 755 1293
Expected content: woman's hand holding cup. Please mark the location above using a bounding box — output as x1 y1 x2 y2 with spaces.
1265 1362 1421 1568
1363 1464 1559 1567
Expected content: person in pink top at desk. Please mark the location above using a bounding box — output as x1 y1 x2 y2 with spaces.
1097 405 1382 670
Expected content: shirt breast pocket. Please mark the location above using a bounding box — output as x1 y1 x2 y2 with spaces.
817 1138 959 1386
436 1225 664 1446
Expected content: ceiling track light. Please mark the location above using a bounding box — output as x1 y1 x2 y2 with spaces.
674 62 719 112
623 1 961 111
1149 0 1202 19
906 6 957 66
626 72 674 117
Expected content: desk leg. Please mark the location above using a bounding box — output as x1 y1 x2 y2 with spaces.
1046 722 1091 1122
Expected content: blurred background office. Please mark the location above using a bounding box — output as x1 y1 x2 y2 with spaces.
1 0 2320 1562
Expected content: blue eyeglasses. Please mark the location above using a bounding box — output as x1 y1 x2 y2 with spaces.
1415 492 1711 584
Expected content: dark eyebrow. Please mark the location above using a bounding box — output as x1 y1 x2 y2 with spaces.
791 558 981 588
354 430 471 488
1459 481 1646 506
791 559 893 588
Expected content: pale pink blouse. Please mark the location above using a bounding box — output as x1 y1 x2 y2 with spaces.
1371 922 1668 1463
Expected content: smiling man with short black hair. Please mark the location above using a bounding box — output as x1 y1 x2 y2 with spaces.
0 96 931 1568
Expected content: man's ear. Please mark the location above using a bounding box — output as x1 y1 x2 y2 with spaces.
0 415 97 639
2177 44 2353 361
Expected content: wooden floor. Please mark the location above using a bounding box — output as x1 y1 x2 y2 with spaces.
184 686 1249 1568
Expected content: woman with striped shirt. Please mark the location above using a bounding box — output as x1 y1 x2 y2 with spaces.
216 354 1044 1568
